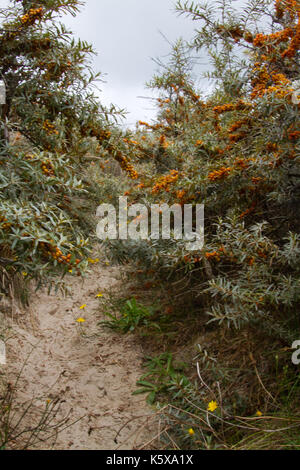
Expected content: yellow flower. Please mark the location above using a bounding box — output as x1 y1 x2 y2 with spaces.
22 272 28 277
79 304 87 310
188 428 195 436
96 293 103 298
68 269 73 273
76 317 85 323
207 401 218 412
256 410 262 417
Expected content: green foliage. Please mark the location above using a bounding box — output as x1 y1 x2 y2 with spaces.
100 0 300 450
133 353 190 405
0 0 123 285
132 347 300 450
105 0 300 338
0 0 299 451
100 297 160 334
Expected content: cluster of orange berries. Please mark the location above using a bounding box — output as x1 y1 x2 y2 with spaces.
234 158 252 169
87 127 112 142
84 126 138 179
43 120 59 136
176 190 186 200
268 152 284 168
228 119 250 133
205 246 226 262
41 160 55 177
257 250 268 260
182 87 203 105
251 67 292 99
182 253 201 264
252 177 263 184
119 157 138 179
275 0 298 20
248 257 255 266
205 251 221 261
266 86 291 99
282 21 300 58
170 83 179 93
288 130 300 140
213 103 236 114
40 243 81 270
183 254 202 264
24 153 35 160
214 145 232 156
138 121 167 131
240 202 257 219
0 213 12 231
158 98 171 108
123 138 139 146
252 11 299 60
253 28 294 48
113 149 138 179
266 142 278 152
123 137 145 152
215 25 245 43
213 116 222 133
229 132 246 143
116 159 137 179
267 149 296 169
266 72 293 98
20 7 43 27
272 73 291 86
159 135 169 149
51 247 71 263
152 170 179 193
213 100 252 115
208 167 232 181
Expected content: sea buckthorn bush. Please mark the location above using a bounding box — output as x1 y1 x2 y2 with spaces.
0 0 130 285
108 0 300 338
102 0 300 448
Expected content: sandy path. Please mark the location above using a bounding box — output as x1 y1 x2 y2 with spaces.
5 264 155 450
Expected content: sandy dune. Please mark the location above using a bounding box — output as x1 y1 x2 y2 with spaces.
5 264 155 450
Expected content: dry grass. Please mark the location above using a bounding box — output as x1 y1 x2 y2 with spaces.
107 267 300 450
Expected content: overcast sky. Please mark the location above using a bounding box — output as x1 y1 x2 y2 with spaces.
62 0 202 127
1 0 248 127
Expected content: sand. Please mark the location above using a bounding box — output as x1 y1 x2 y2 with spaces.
4 263 155 450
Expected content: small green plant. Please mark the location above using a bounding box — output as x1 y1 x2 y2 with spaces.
100 297 160 334
133 353 190 405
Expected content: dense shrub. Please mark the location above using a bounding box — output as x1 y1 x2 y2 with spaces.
0 0 130 285
108 0 300 339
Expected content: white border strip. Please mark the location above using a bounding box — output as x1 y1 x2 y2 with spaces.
0 340 6 365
